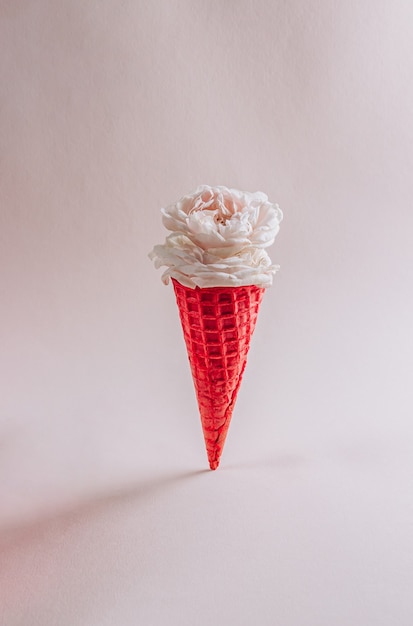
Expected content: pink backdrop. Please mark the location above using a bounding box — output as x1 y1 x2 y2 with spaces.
1 1 413 624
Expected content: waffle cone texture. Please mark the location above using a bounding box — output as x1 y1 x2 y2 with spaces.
172 278 264 470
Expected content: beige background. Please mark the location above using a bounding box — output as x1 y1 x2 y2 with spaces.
1 1 413 624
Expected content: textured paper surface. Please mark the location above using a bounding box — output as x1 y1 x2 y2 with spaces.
1 1 413 624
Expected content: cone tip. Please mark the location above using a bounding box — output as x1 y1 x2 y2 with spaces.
209 459 220 470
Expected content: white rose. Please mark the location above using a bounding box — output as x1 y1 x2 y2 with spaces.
161 185 282 257
149 185 283 289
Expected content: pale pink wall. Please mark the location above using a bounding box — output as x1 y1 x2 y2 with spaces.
1 2 413 623
1 0 413 517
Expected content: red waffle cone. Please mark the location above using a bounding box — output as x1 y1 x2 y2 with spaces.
172 278 264 470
